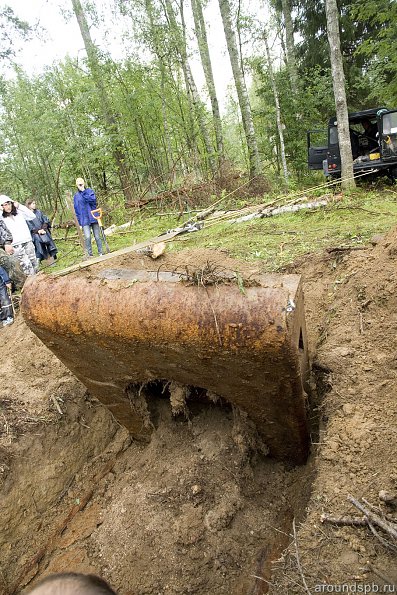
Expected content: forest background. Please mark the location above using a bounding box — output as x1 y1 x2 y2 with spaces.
0 0 396 226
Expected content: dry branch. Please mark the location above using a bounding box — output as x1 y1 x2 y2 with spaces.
348 496 397 541
50 395 63 415
321 513 367 527
323 496 397 554
292 518 312 595
366 519 397 553
326 246 368 254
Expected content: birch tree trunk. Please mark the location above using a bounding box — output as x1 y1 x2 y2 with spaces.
144 0 173 174
218 0 261 178
71 0 134 202
280 0 299 95
325 0 355 189
263 28 289 184
190 0 224 165
164 0 216 175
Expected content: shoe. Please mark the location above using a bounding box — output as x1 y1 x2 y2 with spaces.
2 317 14 327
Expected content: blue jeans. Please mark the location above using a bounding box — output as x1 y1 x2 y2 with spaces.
83 223 103 256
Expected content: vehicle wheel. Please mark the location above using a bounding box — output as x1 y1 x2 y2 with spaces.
390 167 397 183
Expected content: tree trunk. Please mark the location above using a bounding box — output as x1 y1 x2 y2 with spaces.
218 0 261 178
191 0 224 165
164 0 216 175
70 0 134 202
280 0 299 96
263 28 289 184
144 0 173 177
183 60 216 174
325 0 355 189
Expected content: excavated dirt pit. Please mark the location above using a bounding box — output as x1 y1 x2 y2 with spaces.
1 237 397 593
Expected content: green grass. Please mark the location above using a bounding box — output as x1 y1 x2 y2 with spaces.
48 187 397 274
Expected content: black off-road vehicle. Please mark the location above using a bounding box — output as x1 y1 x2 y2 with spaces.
307 107 397 181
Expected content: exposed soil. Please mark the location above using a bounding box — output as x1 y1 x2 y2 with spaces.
1 230 397 594
269 229 397 592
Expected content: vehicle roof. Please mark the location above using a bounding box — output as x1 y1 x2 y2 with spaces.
328 107 389 126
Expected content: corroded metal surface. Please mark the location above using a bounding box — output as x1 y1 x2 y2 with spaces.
22 268 310 463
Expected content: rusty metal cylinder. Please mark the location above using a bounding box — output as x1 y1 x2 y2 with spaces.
22 266 310 463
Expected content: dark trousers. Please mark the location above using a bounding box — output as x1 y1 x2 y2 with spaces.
0 283 12 321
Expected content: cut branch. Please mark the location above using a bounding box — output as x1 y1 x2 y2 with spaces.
348 496 397 541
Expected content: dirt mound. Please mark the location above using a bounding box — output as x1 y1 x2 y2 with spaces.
270 228 397 591
1 230 397 593
0 321 123 594
89 404 309 594
89 246 263 279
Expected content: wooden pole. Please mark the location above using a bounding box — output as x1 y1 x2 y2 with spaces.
65 190 87 256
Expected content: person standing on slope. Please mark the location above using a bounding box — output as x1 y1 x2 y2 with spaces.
73 177 103 257
26 199 58 264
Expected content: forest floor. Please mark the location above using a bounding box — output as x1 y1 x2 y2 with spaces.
1 188 397 594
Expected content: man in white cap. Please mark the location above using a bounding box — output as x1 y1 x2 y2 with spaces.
73 178 103 257
0 195 38 275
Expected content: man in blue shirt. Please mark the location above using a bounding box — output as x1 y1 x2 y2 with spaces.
73 177 103 257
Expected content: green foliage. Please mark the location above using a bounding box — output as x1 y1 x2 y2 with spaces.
252 59 334 178
291 0 397 109
222 96 249 170
0 0 396 204
250 0 397 184
0 51 215 216
168 188 397 269
0 5 31 61
0 0 219 212
350 0 397 105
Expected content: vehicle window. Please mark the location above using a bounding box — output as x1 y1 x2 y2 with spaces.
329 125 338 145
310 130 328 148
382 112 397 135
381 112 397 158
